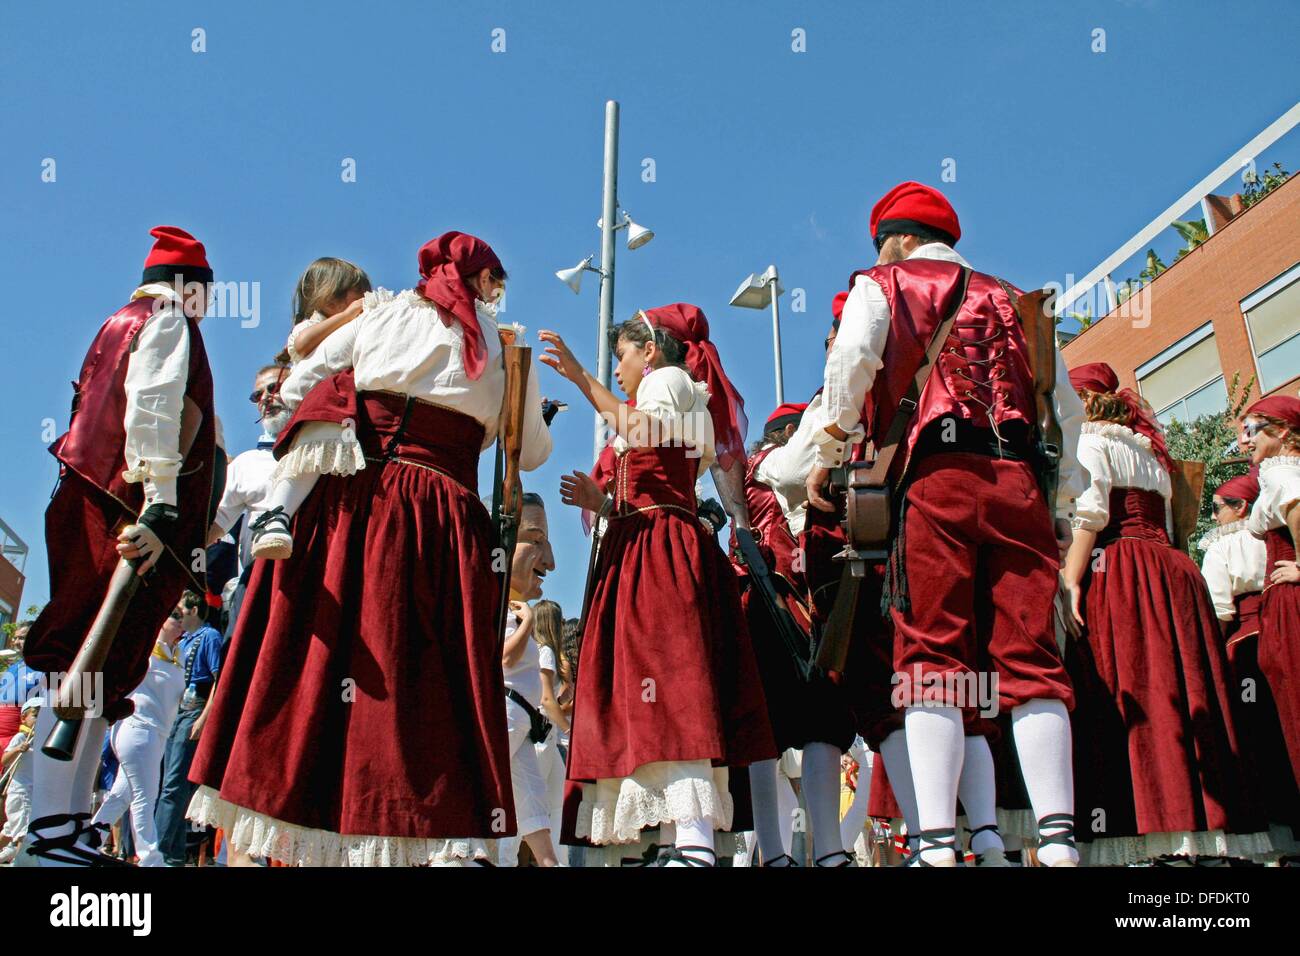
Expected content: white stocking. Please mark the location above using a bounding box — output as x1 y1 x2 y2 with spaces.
747 759 789 864
904 706 964 864
667 817 715 866
264 472 316 520
802 742 847 863
958 735 1003 855
1010 699 1077 865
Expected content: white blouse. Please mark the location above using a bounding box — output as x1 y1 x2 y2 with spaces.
1247 455 1300 538
1073 421 1173 534
1199 520 1268 621
280 289 551 472
128 645 186 733
755 392 823 537
613 365 716 476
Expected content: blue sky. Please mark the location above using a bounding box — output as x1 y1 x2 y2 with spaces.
2 0 1298 619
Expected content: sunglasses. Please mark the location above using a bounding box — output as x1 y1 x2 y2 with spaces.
873 232 892 254
1241 420 1265 439
249 383 281 405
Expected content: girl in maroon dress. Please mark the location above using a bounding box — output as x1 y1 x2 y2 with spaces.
1062 363 1270 864
1201 471 1300 852
539 305 775 866
1242 397 1300 804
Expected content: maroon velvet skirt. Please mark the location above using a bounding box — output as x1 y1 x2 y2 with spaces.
741 583 855 753
1225 624 1300 830
1258 527 1300 791
189 393 514 840
1068 491 1263 842
567 505 776 782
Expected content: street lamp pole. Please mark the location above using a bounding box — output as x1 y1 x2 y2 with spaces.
767 265 784 405
595 100 619 461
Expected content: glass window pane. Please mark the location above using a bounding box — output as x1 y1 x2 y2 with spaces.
1257 332 1300 394
1182 376 1226 421
1246 278 1300 354
1139 333 1222 413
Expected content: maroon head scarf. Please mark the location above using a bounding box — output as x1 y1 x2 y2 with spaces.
1214 471 1260 506
414 231 503 380
1068 361 1173 472
641 303 749 471
1245 395 1300 432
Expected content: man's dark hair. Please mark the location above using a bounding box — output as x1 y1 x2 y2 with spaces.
521 492 545 509
181 589 208 624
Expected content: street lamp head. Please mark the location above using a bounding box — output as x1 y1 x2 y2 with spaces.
624 217 654 250
556 255 595 294
730 267 784 309
596 212 654 250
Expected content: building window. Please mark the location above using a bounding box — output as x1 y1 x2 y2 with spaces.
1136 322 1227 426
1242 262 1300 394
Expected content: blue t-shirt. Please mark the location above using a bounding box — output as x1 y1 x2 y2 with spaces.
0 659 42 706
178 625 223 689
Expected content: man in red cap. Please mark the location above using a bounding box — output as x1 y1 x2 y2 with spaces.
20 226 217 866
805 182 1088 866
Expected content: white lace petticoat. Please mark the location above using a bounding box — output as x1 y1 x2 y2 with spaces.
186 785 493 867
574 759 734 846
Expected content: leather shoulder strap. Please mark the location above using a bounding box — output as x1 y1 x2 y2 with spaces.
862 266 970 488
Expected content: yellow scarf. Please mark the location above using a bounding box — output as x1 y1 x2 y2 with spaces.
152 641 179 666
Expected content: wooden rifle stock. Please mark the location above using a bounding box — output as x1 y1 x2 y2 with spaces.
1016 288 1063 508
493 341 532 651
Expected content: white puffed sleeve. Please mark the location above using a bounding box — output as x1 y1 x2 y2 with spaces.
1072 433 1112 532
1199 539 1235 622
806 274 887 467
629 366 715 471
1250 457 1300 538
122 301 191 508
280 317 361 409
1052 351 1086 522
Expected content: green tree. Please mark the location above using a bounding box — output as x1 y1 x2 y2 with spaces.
1240 162 1291 209
1171 219 1209 260
1163 372 1256 562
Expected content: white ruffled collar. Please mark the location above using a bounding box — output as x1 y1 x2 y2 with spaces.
1081 419 1155 453
1260 454 1300 475
1199 518 1250 549
365 286 396 308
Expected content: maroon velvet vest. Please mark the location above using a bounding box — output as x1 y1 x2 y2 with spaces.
1227 591 1263 645
357 391 485 493
53 296 215 574
1265 527 1297 598
611 445 697 517
1098 488 1170 546
851 258 1036 477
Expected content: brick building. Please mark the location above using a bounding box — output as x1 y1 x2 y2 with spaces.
1060 173 1300 424
0 518 27 628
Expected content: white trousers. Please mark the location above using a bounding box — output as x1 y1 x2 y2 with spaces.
92 717 166 867
497 699 552 866
19 705 108 867
535 733 567 865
